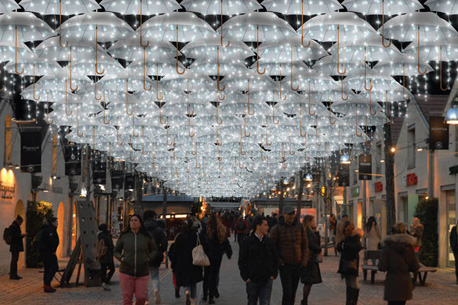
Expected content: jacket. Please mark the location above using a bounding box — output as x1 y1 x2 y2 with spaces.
366 224 381 251
410 224 424 248
378 234 420 302
9 221 24 253
238 233 278 283
144 219 168 267
235 218 249 234
97 230 114 265
337 233 363 276
300 228 322 284
114 231 157 277
207 230 232 261
335 220 346 246
39 224 59 254
450 225 458 253
269 218 309 267
169 230 205 287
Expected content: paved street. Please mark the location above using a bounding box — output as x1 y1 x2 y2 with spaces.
0 241 457 305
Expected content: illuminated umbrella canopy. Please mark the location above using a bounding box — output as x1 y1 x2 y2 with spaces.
425 0 458 15
181 37 254 63
0 12 54 42
100 0 181 15
5 58 63 77
374 54 434 76
262 0 343 15
181 0 261 15
108 38 179 62
19 0 100 14
0 0 20 14
341 0 423 15
258 36 328 63
0 40 35 62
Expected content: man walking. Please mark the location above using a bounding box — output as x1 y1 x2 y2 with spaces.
270 206 308 305
450 220 458 284
39 217 60 293
8 215 26 280
239 215 278 305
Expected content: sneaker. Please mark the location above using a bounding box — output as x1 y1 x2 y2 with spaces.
154 290 161 304
44 285 56 293
101 282 111 291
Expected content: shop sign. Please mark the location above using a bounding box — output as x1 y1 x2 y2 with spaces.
374 181 383 192
0 181 15 199
351 186 360 197
429 116 449 150
21 131 41 173
406 173 418 186
359 154 372 181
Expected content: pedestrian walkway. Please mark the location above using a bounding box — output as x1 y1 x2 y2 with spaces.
0 241 457 305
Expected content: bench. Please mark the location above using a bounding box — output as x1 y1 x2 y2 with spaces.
416 263 437 286
361 250 382 284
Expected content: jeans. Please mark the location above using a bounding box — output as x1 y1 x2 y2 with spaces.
279 264 301 305
148 266 160 299
119 273 149 305
41 252 58 286
101 262 115 284
10 251 19 278
246 279 273 305
184 283 197 299
344 275 359 289
208 255 223 299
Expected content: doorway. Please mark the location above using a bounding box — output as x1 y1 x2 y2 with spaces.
57 202 65 258
13 200 26 269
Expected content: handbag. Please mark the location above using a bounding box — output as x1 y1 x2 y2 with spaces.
192 234 210 267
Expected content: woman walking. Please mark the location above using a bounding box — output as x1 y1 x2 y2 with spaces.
366 216 381 265
171 217 206 305
97 223 115 291
379 222 420 305
337 221 363 305
410 217 424 254
300 215 322 305
203 214 232 304
114 214 158 305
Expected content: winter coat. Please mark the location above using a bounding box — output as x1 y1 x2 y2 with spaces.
269 218 309 267
337 233 363 276
238 233 279 283
301 228 322 284
378 234 420 302
410 224 424 248
9 221 24 253
97 230 114 265
235 218 249 234
114 231 157 277
206 230 232 261
366 224 381 251
144 219 168 267
169 229 206 287
39 224 59 254
450 225 458 254
335 220 346 246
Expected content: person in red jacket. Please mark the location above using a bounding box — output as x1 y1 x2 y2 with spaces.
234 216 249 246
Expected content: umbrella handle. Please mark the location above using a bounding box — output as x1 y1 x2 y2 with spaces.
156 63 164 100
116 122 124 146
103 105 110 125
336 25 346 75
239 129 246 156
195 154 201 169
329 109 336 125
364 47 373 92
247 80 254 115
188 116 195 138
59 0 68 48
341 77 348 101
176 27 186 75
139 0 150 48
256 25 266 75
289 136 296 156
125 80 133 115
14 27 24 75
417 26 427 75
95 25 105 75
440 46 449 91
217 91 225 101
132 115 139 138
76 105 83 138
186 81 195 116
243 113 250 137
32 65 41 101
220 0 230 48
216 102 223 125
142 142 149 156
160 107 168 125
369 91 376 116
355 109 363 137
45 94 53 125
217 47 226 91
95 81 103 101
301 0 311 48
191 138 197 155
381 1 392 48
272 90 280 125
64 81 72 116
238 152 244 169
308 82 316 116
291 46 299 91
265 116 272 146
315 117 321 146
69 48 79 91
279 64 287 101
143 48 153 91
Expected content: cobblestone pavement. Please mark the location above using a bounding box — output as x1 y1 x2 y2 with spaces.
0 242 457 305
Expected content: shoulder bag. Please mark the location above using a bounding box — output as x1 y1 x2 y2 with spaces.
192 234 210 267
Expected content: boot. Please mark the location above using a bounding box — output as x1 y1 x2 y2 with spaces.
301 300 308 305
44 285 56 293
346 287 352 305
351 288 359 305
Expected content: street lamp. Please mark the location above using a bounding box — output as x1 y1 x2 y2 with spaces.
445 104 458 125
340 154 351 164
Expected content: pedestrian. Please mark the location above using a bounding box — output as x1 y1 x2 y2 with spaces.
39 217 60 293
170 217 206 305
300 215 322 305
270 205 309 305
97 223 115 291
114 214 158 305
144 210 168 305
8 215 26 280
335 214 349 256
238 215 278 305
409 217 424 254
168 236 181 298
365 216 381 265
449 220 458 284
329 214 337 238
235 216 249 246
203 214 232 304
378 222 420 305
337 221 363 305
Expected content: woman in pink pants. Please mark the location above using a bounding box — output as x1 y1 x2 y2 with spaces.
115 214 158 305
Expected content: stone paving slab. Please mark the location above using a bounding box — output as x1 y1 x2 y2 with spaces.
0 243 457 305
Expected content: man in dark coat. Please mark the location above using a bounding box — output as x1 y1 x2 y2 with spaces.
39 217 60 293
144 210 168 304
239 215 278 305
379 222 420 305
97 223 115 291
449 220 458 284
270 205 309 305
9 215 26 280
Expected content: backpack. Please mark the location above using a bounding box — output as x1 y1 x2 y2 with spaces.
96 238 108 259
3 227 12 245
236 219 247 232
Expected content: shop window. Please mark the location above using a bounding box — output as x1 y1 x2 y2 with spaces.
407 127 415 169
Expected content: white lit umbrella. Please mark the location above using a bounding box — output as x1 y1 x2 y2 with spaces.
0 0 20 14
425 0 458 14
181 0 261 15
261 0 343 15
100 0 181 15
0 12 55 42
20 0 100 14
374 54 434 76
5 58 63 76
108 38 179 62
342 0 423 15
257 36 327 63
0 40 35 63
